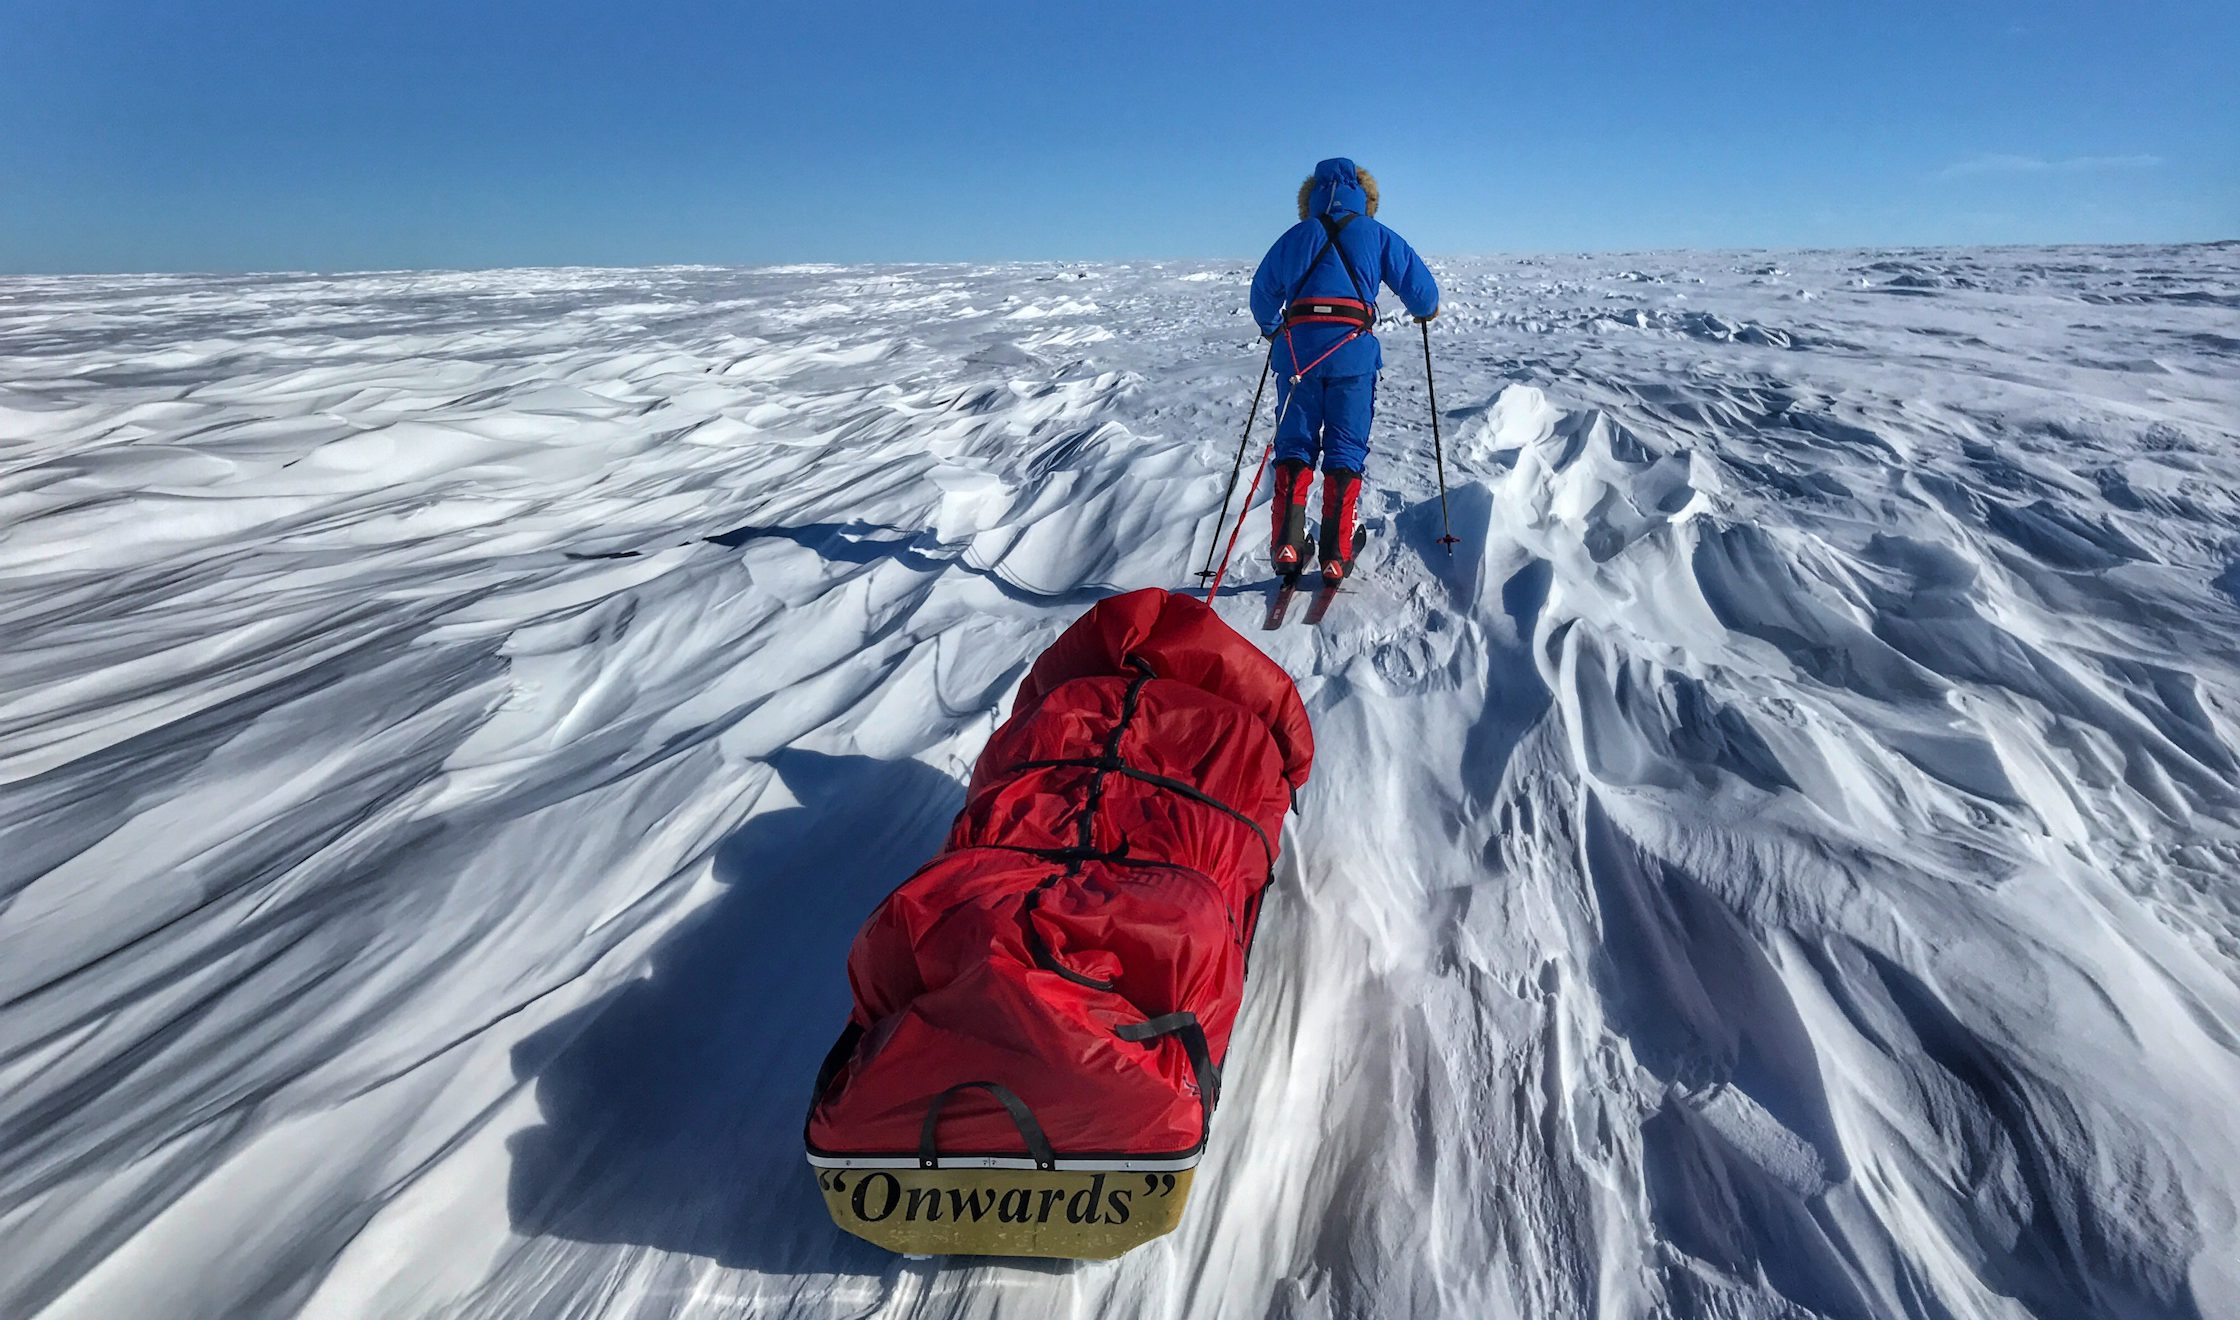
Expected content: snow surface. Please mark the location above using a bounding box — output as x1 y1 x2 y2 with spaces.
3 245 2239 1320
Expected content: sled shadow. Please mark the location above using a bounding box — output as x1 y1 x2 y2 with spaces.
505 749 964 1276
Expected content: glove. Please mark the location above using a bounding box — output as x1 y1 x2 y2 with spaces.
1414 306 1441 324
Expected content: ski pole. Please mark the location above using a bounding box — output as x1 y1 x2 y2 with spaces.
1195 352 1272 582
1423 320 1458 554
1204 442 1274 603
1205 357 1310 604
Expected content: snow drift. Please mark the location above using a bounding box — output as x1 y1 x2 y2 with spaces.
2 245 2238 1318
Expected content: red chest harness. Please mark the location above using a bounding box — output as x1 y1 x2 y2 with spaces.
1279 212 1376 380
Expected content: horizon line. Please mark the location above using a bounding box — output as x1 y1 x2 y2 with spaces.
5 235 2235 282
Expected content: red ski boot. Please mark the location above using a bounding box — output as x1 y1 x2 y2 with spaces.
1318 468 1364 585
1270 459 1313 577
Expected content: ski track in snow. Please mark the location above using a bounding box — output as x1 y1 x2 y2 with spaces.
2 247 2238 1320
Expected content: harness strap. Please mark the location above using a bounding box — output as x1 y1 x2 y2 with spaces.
1277 212 1377 384
1282 211 1361 308
1282 325 1363 383
1316 214 1375 306
1283 296 1374 330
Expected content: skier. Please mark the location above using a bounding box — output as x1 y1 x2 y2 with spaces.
1250 157 1441 584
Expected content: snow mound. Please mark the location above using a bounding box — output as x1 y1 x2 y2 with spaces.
3 246 2239 1319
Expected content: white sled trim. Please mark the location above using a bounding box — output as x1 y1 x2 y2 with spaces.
806 1151 1202 1173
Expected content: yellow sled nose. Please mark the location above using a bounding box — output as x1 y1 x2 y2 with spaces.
811 1163 1196 1260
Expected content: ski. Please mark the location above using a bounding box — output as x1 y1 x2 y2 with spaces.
1303 529 1364 624
1264 574 1303 628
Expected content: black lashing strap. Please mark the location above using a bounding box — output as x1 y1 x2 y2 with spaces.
1001 658 1161 988
920 1081 1056 1170
1073 657 1157 857
1010 754 1276 881
980 840 1136 868
1114 1011 1221 1133
973 657 1182 876
1020 876 1117 991
1005 651 1279 884
811 1020 866 1105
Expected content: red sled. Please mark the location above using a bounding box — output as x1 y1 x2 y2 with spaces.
804 587 1312 1258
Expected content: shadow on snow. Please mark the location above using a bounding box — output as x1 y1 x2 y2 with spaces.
505 748 963 1276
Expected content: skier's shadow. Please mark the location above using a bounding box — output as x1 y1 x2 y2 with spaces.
505 749 963 1275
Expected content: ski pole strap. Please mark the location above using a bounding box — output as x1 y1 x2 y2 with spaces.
1113 1011 1221 1133
920 1081 1057 1169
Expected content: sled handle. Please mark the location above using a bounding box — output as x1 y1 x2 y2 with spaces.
1114 1011 1221 1135
919 1081 1057 1170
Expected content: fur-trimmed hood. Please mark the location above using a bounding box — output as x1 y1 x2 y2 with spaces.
1297 157 1379 220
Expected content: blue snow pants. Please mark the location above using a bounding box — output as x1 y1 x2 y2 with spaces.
1273 371 1375 474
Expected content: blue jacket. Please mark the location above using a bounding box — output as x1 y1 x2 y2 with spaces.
1250 158 1440 379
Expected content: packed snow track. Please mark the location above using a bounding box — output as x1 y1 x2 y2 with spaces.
3 246 2238 1319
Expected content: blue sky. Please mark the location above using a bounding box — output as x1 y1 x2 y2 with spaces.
4 0 2233 272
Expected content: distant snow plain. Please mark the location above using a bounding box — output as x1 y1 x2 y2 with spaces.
2 244 2237 1320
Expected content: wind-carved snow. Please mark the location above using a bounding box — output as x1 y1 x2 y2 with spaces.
2 246 2237 1319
